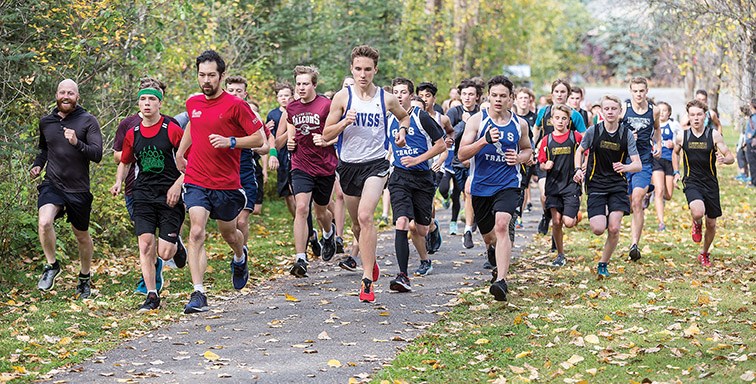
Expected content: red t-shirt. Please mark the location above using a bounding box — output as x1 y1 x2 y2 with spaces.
121 119 184 164
184 92 263 189
538 130 583 163
286 95 337 176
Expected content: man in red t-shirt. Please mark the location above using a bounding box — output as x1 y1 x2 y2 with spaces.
281 65 338 278
110 87 185 312
175 50 265 314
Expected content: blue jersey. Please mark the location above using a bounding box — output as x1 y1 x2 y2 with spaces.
660 122 674 160
622 100 655 162
387 106 444 171
469 110 522 196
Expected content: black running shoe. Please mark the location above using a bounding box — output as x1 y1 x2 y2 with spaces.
321 224 337 261
629 244 641 262
339 256 358 272
389 272 412 292
230 246 249 290
138 292 160 312
290 258 309 278
173 236 187 268
75 274 91 299
37 263 61 291
538 215 549 235
487 245 497 268
309 230 322 257
463 230 474 249
335 236 345 254
489 279 509 301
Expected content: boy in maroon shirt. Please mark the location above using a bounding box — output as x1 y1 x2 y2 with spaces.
281 66 338 277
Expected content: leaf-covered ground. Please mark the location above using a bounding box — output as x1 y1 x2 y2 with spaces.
374 163 755 383
0 201 298 383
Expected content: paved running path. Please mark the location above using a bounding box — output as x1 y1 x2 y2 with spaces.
45 201 540 383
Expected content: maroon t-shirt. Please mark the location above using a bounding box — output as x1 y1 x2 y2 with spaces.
114 113 179 196
286 95 337 177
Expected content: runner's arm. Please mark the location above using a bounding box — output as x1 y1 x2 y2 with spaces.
712 130 735 164
457 113 484 162
322 89 353 141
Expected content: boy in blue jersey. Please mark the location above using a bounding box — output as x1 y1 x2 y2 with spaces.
651 102 682 231
620 77 661 262
387 78 446 292
458 76 532 302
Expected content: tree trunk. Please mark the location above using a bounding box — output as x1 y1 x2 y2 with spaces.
684 58 696 100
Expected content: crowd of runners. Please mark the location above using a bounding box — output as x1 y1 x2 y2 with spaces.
30 45 745 312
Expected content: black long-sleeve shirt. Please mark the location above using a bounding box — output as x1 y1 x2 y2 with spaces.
446 104 479 168
32 105 103 192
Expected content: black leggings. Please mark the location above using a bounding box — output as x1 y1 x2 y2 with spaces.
438 171 462 221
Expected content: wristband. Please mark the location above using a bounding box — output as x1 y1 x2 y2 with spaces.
269 148 278 157
485 130 495 144
399 126 408 133
673 170 680 176
229 137 236 149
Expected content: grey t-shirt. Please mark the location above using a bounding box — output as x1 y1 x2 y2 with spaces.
580 124 638 156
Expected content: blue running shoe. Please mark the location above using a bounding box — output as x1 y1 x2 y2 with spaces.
597 262 610 279
184 290 208 314
134 277 147 295
231 246 249 290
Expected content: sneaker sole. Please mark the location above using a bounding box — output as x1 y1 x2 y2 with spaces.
183 306 209 314
415 266 433 276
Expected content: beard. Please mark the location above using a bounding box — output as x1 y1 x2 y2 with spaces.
56 98 77 113
201 83 220 97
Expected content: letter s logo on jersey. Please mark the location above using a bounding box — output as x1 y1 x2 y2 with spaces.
356 113 381 127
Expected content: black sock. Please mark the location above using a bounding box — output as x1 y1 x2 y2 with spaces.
78 272 90 280
51 260 60 269
395 229 409 275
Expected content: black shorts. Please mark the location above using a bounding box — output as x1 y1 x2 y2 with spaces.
277 154 293 198
452 166 469 192
388 168 435 226
535 163 547 179
587 191 630 218
472 188 520 235
183 184 246 222
291 169 336 206
253 156 264 205
545 193 581 219
653 157 674 176
336 158 390 197
684 184 722 218
133 200 185 243
37 182 93 231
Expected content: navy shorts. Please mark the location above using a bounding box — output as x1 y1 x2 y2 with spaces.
183 184 246 222
587 191 630 218
472 188 519 235
627 160 653 193
240 165 258 211
37 182 92 231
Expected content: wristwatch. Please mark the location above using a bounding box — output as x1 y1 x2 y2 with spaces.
229 136 237 149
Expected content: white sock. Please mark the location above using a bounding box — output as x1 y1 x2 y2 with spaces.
193 284 205 293
464 225 472 233
296 253 307 262
147 289 158 295
323 226 333 239
234 251 246 263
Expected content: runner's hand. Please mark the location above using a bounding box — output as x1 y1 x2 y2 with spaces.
612 161 625 173
504 149 519 166
716 152 726 164
110 182 121 196
431 160 443 172
63 127 78 146
395 128 407 147
312 133 327 147
166 184 181 207
209 134 231 149
287 136 296 151
542 160 554 170
673 173 681 188
573 168 584 184
176 154 187 173
30 165 41 178
485 127 500 144
344 109 357 125
400 156 419 168
652 147 661 159
268 155 279 171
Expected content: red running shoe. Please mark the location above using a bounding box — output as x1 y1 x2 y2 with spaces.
372 260 380 282
691 220 702 243
697 252 711 267
359 278 375 303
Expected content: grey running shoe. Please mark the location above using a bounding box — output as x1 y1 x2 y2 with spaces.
414 260 433 276
339 256 358 272
38 263 61 291
463 230 474 249
290 258 309 278
184 290 208 314
75 274 91 299
551 253 566 267
389 272 412 292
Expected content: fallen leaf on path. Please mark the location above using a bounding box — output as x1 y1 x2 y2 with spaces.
327 359 341 368
285 293 300 302
318 331 331 340
741 371 754 381
515 350 532 358
203 351 220 361
683 324 700 337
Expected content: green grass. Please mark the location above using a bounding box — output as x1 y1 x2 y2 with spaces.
373 133 756 384
0 200 296 383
